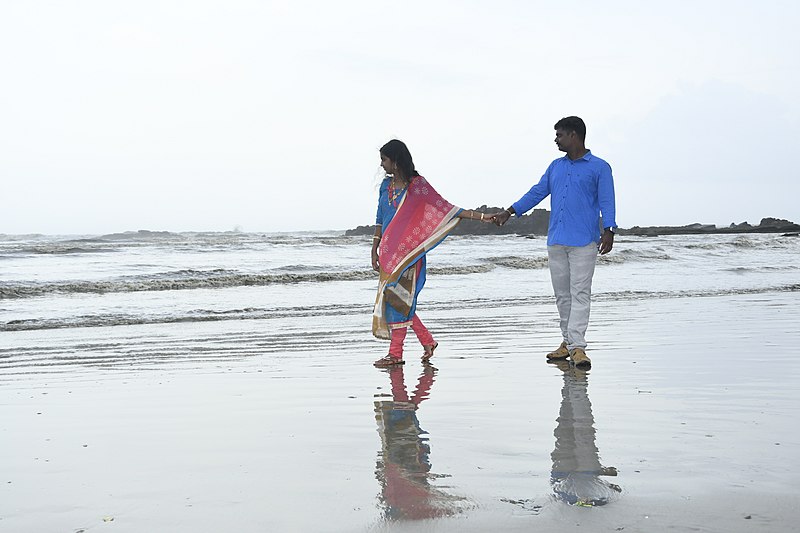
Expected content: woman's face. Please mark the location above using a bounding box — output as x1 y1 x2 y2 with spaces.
380 154 396 175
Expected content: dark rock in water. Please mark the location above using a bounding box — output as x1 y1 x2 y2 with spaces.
346 210 799 238
759 217 794 227
620 218 799 236
345 207 550 236
729 221 752 229
98 230 183 241
344 224 380 237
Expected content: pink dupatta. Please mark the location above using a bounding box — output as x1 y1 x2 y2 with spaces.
372 176 461 339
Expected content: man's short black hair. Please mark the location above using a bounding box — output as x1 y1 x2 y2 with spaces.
554 116 586 141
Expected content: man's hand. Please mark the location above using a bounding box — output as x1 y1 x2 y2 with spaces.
492 209 513 226
482 210 503 224
598 229 614 255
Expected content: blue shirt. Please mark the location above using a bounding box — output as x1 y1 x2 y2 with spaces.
376 177 407 228
511 150 616 247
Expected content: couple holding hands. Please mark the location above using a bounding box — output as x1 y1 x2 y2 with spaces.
371 116 617 369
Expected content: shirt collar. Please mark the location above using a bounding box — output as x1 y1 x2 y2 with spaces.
563 149 593 162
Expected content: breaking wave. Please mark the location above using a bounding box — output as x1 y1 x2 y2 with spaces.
0 264 502 300
0 269 374 299
2 284 797 332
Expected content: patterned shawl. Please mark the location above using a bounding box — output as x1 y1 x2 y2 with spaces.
372 176 461 339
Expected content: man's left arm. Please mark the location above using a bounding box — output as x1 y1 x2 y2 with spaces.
598 162 616 255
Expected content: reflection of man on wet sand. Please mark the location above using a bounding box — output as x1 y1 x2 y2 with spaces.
550 361 621 506
373 366 464 520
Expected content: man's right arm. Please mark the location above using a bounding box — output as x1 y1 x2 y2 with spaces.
494 166 552 226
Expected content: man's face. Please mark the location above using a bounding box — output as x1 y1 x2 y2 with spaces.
554 128 577 153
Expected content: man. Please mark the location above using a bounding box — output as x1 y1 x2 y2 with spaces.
492 116 616 368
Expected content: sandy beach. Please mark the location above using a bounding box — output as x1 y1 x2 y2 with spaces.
2 285 798 532
4 1 800 530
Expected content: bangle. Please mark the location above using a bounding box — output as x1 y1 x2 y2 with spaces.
372 236 381 241
480 213 484 221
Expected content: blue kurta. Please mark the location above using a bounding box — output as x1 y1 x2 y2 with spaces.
376 178 427 324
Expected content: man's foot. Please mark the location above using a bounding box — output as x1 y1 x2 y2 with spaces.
422 342 438 363
546 341 570 360
570 348 591 368
373 355 404 367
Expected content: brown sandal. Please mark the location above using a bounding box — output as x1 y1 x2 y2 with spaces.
374 355 404 367
422 342 438 362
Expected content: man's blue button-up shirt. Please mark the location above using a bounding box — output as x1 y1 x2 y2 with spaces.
511 150 616 247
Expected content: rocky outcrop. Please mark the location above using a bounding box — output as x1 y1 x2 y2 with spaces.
344 207 550 236
620 218 800 236
346 210 799 237
97 230 183 241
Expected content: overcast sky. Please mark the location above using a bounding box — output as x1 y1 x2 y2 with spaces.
2 0 798 235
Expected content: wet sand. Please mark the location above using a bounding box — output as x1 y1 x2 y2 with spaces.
1 290 799 532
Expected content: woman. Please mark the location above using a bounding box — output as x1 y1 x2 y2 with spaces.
371 139 489 367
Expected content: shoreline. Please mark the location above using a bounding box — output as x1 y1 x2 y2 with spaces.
2 290 798 532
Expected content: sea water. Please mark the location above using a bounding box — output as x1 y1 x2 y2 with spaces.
2 230 800 532
1 231 798 370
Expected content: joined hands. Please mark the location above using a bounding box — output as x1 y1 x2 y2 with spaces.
483 209 512 226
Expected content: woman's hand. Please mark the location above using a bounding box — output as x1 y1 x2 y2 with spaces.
371 246 380 271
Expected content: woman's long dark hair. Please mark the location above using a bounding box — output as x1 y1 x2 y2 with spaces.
380 139 420 183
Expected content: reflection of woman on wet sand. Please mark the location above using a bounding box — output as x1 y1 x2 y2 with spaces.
373 366 464 520
550 361 621 506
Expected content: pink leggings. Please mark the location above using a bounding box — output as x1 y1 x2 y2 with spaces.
388 314 435 358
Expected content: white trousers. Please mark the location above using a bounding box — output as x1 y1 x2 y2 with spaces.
547 243 598 351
